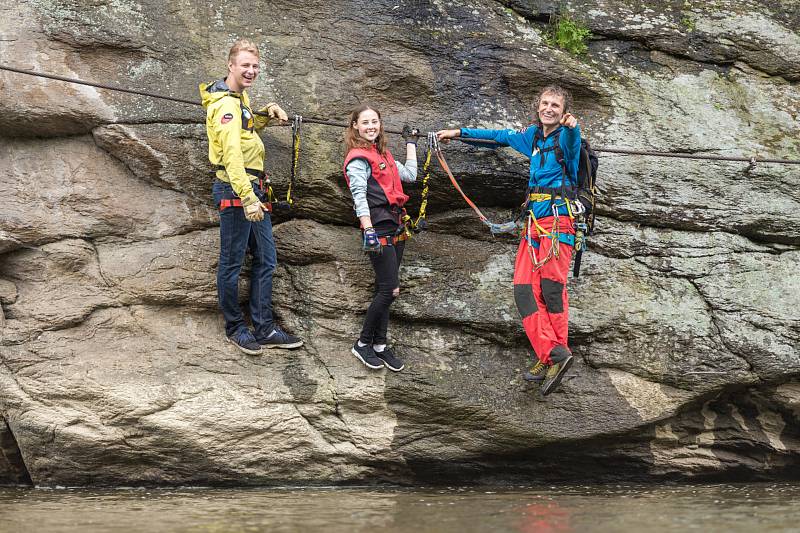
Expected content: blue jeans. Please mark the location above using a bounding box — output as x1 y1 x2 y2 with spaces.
212 180 277 338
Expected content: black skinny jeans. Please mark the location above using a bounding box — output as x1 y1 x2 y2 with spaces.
359 232 405 346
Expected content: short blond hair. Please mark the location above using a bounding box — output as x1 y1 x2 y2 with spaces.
228 39 260 63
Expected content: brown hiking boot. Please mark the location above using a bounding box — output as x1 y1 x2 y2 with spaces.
523 360 548 383
541 346 573 395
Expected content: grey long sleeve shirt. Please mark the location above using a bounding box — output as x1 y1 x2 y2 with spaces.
345 156 417 218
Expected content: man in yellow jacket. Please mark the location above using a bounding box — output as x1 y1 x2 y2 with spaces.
200 38 303 354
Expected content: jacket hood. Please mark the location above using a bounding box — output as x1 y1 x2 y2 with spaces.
199 78 240 109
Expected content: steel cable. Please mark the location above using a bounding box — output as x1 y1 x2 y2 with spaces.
3 64 799 165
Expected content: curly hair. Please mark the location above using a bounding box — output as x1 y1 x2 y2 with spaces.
344 104 387 154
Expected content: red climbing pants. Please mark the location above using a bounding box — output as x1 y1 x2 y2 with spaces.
512 215 574 364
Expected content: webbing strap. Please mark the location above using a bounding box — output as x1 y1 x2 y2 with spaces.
219 199 242 211
434 145 488 223
526 232 575 249
219 199 272 213
434 142 525 235
213 165 265 178
377 233 409 246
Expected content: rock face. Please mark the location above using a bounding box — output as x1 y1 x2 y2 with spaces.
1 0 799 486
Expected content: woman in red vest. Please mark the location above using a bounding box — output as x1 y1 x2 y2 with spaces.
343 105 418 372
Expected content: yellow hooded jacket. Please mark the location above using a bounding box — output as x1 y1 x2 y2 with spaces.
200 79 267 207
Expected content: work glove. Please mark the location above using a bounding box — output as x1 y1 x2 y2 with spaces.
254 103 289 129
402 124 419 144
243 202 265 222
362 227 381 254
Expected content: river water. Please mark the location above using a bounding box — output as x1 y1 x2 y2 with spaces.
1 483 799 532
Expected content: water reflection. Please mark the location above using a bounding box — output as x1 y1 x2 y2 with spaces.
515 499 571 533
1 483 799 532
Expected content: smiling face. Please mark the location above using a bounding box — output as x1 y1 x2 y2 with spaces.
537 91 566 128
227 50 260 93
353 108 381 143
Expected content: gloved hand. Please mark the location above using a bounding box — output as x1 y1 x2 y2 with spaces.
243 202 265 222
265 103 288 121
402 125 419 144
362 227 381 254
255 103 289 128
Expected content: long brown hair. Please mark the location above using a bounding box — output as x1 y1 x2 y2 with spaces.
344 104 387 154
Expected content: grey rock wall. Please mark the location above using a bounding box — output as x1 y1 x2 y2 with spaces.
0 0 798 485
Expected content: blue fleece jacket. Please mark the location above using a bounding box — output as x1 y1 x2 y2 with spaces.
460 124 581 218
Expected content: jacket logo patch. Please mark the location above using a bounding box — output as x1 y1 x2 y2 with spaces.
221 113 234 124
379 162 387 170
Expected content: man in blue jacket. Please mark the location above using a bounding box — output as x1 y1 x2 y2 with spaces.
437 85 581 395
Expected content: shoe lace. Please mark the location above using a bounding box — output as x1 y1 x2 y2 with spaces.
235 329 254 344
529 361 546 374
545 363 560 378
267 326 289 340
379 346 395 358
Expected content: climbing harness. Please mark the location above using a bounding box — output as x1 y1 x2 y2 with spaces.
377 232 410 247
218 114 299 213
212 166 274 212
522 197 579 272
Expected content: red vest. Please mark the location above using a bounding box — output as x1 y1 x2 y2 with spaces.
343 145 409 225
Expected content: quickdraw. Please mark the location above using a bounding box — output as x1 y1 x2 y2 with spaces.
268 114 301 211
403 132 436 234
287 114 302 208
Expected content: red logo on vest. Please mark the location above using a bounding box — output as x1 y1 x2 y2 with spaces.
221 113 234 125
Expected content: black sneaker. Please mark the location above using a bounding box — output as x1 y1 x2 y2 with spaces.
257 326 304 349
374 346 404 372
541 346 573 395
351 341 384 370
227 329 263 356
